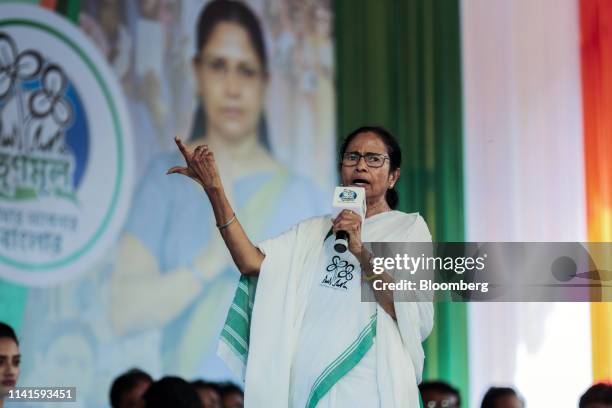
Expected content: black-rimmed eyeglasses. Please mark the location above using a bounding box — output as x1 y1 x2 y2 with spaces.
341 152 389 168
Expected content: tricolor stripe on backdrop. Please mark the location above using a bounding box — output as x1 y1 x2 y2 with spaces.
339 0 611 406
0 0 610 406
464 0 612 406
336 0 469 401
580 0 612 383
462 0 591 405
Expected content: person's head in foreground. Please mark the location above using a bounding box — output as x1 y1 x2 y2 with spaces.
481 386 524 408
217 382 244 408
419 380 461 408
339 126 401 212
110 368 153 408
191 379 222 408
142 376 201 408
579 382 612 408
0 322 19 407
192 0 268 144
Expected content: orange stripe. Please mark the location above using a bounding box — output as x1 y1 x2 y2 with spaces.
39 0 57 10
580 0 612 382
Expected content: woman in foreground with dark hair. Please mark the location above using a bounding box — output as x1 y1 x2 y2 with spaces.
0 322 19 408
169 126 434 407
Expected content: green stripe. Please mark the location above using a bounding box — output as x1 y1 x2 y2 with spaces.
0 282 27 334
221 326 248 357
56 0 81 23
305 315 377 408
222 325 248 350
233 285 249 307
309 325 368 394
335 0 468 401
230 303 249 323
220 276 252 358
238 281 249 294
310 314 376 392
224 303 249 336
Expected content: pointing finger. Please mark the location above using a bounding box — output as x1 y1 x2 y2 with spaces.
174 136 191 161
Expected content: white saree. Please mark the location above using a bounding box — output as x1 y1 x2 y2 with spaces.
218 211 434 408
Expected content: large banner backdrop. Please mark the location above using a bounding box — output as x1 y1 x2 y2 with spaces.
0 0 335 406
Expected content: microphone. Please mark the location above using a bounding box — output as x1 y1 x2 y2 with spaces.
331 186 366 253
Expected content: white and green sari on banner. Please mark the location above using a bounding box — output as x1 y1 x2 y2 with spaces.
218 211 434 407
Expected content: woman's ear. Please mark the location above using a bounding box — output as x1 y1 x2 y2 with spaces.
389 168 400 188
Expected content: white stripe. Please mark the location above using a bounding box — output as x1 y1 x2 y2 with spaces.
238 281 249 294
222 325 248 350
230 303 249 322
461 0 591 405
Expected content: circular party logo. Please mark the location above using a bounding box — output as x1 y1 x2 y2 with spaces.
339 189 357 201
0 5 134 286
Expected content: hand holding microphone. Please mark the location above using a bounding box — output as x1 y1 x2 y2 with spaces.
331 187 366 255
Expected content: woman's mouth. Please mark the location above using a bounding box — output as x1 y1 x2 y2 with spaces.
2 379 16 387
350 179 370 187
221 107 243 118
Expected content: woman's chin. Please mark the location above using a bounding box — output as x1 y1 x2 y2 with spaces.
215 123 255 142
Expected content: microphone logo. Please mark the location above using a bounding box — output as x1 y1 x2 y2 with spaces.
339 189 358 201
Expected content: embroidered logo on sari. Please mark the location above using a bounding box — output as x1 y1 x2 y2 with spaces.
321 255 354 290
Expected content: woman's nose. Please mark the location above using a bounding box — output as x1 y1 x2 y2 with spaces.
2 367 15 378
355 156 369 170
224 71 241 97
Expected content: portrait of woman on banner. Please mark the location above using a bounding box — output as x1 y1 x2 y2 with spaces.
109 0 328 379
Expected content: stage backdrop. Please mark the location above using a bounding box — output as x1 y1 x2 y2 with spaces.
336 1 601 407
0 1 335 407
462 0 592 406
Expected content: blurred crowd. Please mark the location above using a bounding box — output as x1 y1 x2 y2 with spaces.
109 368 242 408
418 379 612 408
1 321 611 407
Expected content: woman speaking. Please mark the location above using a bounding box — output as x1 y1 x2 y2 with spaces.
169 126 434 407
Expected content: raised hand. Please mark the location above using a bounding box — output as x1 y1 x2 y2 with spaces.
167 136 223 191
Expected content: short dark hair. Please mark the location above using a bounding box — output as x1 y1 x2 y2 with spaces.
195 0 268 75
339 126 402 209
191 379 220 392
0 322 18 345
419 380 461 407
109 368 153 408
143 376 201 408
481 387 523 408
579 383 612 408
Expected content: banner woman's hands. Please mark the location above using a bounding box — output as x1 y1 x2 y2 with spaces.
167 136 223 192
